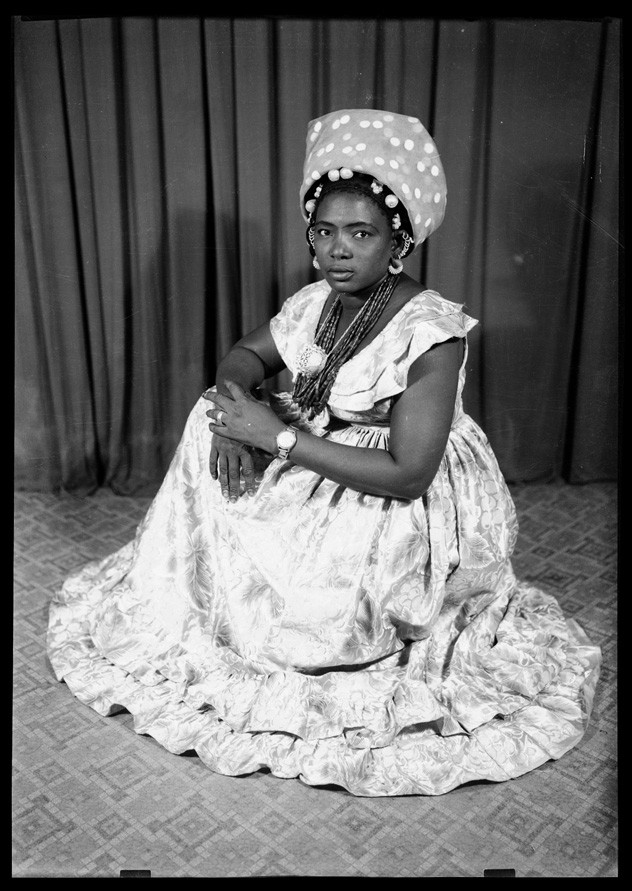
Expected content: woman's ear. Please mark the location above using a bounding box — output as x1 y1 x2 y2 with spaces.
391 230 403 256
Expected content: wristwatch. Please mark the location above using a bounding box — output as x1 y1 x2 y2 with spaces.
276 426 298 459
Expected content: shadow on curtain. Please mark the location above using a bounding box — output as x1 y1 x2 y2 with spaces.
14 16 620 494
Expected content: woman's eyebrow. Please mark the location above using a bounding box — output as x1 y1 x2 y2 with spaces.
315 219 378 229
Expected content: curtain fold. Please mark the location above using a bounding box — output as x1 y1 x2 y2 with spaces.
14 16 620 493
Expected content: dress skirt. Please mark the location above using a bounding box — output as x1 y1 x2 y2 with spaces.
47 391 601 797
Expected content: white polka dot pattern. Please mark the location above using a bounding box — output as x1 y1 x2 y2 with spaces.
300 108 447 249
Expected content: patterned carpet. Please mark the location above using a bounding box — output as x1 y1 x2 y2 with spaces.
13 481 617 877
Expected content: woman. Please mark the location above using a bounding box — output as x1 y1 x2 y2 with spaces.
48 109 600 797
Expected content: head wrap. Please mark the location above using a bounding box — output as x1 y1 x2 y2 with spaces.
299 109 447 252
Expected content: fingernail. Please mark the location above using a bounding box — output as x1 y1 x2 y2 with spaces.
230 497 237 503
247 491 255 498
222 490 228 499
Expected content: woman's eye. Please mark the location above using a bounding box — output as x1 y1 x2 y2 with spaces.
354 230 370 239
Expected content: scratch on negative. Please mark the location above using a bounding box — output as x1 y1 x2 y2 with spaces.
561 193 621 247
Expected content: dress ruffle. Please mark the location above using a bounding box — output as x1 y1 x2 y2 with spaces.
270 283 479 411
48 571 600 795
47 287 601 797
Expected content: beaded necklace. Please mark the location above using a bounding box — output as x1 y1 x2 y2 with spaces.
293 272 400 417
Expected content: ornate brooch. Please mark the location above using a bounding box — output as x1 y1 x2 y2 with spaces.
296 343 328 378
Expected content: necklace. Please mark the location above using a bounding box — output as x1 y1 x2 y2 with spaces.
293 272 400 416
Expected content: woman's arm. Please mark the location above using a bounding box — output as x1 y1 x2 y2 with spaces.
213 322 286 396
209 337 463 500
208 322 286 499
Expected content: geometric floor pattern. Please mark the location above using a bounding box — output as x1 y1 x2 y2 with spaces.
13 481 618 877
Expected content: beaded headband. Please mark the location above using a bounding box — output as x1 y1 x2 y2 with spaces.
304 173 415 259
299 108 447 252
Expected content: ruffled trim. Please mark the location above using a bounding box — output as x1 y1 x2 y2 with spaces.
269 283 478 412
47 577 600 797
330 300 477 410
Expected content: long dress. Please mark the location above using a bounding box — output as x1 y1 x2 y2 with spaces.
47 282 601 797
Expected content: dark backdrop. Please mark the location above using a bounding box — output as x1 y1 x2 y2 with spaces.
14 16 620 494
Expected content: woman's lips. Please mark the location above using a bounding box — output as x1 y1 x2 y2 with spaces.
328 269 354 281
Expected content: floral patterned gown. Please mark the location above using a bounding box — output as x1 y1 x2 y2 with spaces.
47 282 601 797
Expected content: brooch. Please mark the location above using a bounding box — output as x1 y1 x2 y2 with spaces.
296 343 328 378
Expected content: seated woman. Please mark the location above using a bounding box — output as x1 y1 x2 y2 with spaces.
47 108 601 797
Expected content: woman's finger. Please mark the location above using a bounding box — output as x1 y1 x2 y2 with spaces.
224 380 247 401
209 441 219 479
208 391 233 412
218 456 229 499
207 409 227 425
240 450 257 497
227 453 241 502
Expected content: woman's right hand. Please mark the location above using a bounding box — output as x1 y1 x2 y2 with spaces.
209 434 257 501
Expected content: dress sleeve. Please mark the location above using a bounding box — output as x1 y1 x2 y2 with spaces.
406 306 478 368
328 292 478 411
269 280 328 372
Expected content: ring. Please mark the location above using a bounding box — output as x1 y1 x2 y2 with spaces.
217 411 225 424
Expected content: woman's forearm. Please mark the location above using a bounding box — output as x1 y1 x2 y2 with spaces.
214 346 268 397
263 427 437 500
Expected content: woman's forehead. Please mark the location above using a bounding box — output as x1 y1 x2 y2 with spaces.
315 190 387 225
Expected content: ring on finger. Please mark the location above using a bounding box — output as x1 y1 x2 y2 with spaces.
217 410 226 424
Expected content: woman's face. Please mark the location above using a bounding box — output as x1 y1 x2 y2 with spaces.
312 191 397 295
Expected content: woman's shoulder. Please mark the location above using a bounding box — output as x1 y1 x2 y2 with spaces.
269 279 329 351
371 283 477 349
401 289 478 353
278 279 329 312
404 284 472 321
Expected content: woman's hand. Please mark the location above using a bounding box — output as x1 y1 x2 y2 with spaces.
204 382 285 497
208 435 257 501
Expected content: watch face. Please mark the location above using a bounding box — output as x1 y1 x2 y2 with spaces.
278 430 296 448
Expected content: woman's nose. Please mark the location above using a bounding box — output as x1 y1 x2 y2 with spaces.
331 235 351 258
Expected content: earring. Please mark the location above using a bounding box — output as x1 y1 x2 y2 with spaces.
388 257 403 275
400 231 414 255
313 257 320 269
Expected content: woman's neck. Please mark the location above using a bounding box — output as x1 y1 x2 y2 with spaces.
336 272 391 311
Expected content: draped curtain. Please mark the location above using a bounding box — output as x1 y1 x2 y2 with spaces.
14 16 620 494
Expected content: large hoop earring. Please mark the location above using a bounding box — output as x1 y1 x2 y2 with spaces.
388 257 403 275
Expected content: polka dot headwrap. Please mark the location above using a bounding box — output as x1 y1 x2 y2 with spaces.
300 109 447 252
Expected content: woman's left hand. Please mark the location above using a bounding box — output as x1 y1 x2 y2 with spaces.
205 381 285 453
